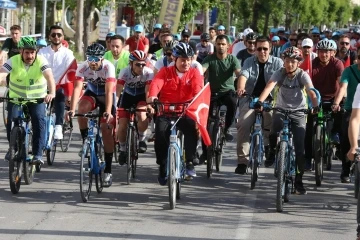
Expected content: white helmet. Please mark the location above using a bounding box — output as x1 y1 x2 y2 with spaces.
243 28 253 37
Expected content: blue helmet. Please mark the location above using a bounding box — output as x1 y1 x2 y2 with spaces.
106 32 115 39
36 38 47 47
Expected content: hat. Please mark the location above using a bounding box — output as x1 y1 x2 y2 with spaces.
154 23 162 29
181 29 191 37
301 38 313 48
311 29 320 34
271 36 280 41
134 25 144 33
106 32 115 38
243 28 253 36
217 25 225 30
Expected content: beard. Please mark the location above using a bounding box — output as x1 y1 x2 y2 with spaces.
52 41 61 46
340 47 348 54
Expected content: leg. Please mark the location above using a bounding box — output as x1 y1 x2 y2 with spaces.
222 91 237 139
266 111 284 167
54 88 66 140
304 113 314 170
136 104 149 153
77 98 94 141
101 122 114 174
116 114 129 165
340 112 351 183
154 116 171 184
29 102 46 162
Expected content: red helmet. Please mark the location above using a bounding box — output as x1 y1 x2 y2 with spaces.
129 50 147 61
281 46 303 61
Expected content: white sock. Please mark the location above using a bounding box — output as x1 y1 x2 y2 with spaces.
139 130 146 142
120 142 126 151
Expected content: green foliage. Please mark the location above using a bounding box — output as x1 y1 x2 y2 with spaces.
353 6 360 24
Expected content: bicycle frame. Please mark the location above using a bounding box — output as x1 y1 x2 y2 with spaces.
44 103 56 150
167 122 185 180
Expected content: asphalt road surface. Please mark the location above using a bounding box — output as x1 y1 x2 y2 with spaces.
0 98 357 240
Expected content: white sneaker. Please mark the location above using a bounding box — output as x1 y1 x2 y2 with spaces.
103 173 112 187
54 125 63 140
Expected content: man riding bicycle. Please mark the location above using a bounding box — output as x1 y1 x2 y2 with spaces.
147 42 203 185
68 43 116 187
0 37 56 164
116 50 154 164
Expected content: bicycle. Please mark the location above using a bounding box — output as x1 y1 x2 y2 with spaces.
2 87 8 125
117 105 148 185
73 107 105 203
152 101 187 209
44 101 57 168
5 97 44 194
270 107 309 212
60 105 73 152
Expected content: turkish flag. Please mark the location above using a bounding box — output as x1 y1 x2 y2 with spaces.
57 59 78 97
300 54 312 78
185 83 212 146
344 55 351 68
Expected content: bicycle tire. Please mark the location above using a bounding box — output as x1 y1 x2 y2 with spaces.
251 135 260 190
207 121 215 178
23 127 35 185
355 165 359 199
60 120 73 152
168 146 177 209
325 144 332 171
215 126 224 172
2 88 8 126
46 136 56 166
80 142 92 202
126 127 133 185
314 125 323 186
276 141 287 213
95 161 104 193
132 130 138 179
9 126 23 194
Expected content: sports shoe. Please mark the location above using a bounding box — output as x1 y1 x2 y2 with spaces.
54 125 63 140
32 156 44 165
103 173 112 187
295 175 307 195
225 131 234 142
186 162 197 177
147 132 155 142
138 141 147 153
331 133 340 145
341 172 351 183
4 149 10 162
118 151 127 165
157 165 167 186
235 164 247 174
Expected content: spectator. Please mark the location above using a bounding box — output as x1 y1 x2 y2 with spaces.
125 25 149 53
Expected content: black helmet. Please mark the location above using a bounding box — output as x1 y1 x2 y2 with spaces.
200 33 210 41
86 43 106 57
163 40 179 52
246 32 257 41
172 42 194 58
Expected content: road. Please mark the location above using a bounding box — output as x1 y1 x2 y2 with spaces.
0 99 357 240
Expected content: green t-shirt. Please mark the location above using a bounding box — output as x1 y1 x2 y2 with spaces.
104 50 130 77
202 54 240 92
341 64 360 110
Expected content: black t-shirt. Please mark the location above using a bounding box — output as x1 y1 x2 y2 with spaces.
2 38 19 58
252 62 266 97
236 49 253 67
149 43 162 54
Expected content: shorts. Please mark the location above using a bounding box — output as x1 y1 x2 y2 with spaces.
80 90 116 125
117 92 146 118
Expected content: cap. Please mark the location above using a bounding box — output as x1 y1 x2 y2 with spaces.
181 29 191 37
106 32 115 38
154 23 162 29
271 36 280 41
301 38 313 48
311 29 320 34
217 25 225 30
243 28 253 36
134 25 144 33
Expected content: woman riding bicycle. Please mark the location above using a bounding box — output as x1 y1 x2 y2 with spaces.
254 46 319 195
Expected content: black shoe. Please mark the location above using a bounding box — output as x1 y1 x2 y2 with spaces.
157 165 167 186
341 172 350 183
235 164 247 174
264 158 275 168
138 141 147 153
118 151 127 166
199 153 207 165
225 132 234 142
295 175 307 195
265 148 275 167
193 156 200 166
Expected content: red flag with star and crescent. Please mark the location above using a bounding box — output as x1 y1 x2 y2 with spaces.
185 82 212 146
57 58 77 97
300 54 312 78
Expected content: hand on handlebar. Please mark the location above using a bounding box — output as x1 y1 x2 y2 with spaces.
311 106 320 115
237 89 246 96
254 101 263 112
331 104 341 112
66 110 74 122
103 112 113 124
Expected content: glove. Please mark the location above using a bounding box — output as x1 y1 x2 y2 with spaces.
254 101 263 110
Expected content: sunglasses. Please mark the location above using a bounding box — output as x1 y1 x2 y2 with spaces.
290 39 297 42
87 56 101 62
165 52 172 57
247 41 256 45
257 47 269 52
340 42 350 46
51 33 63 38
135 63 146 67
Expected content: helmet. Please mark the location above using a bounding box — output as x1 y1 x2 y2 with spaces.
200 33 210 41
106 32 115 39
243 28 253 37
129 50 147 62
246 32 257 41
18 36 37 50
281 47 303 61
86 43 106 57
163 40 179 52
36 38 47 47
316 39 337 51
181 29 191 37
172 42 194 58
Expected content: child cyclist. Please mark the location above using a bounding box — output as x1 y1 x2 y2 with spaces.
253 46 319 195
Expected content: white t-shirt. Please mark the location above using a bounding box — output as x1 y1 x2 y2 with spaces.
231 41 246 57
154 56 171 71
352 84 360 109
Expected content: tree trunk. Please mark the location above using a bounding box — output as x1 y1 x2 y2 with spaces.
75 0 84 56
203 3 209 34
30 0 36 34
52 2 57 25
251 0 260 32
83 0 93 59
227 0 231 29
263 11 270 36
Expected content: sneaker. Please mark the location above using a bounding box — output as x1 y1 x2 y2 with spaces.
4 149 10 162
295 175 307 195
186 163 197 177
147 132 155 142
138 141 147 153
32 156 44 165
264 148 275 167
118 151 127 166
103 173 112 187
225 132 234 142
331 133 340 145
199 153 207 165
54 125 63 140
235 164 247 174
341 172 350 183
157 165 167 186
193 153 201 166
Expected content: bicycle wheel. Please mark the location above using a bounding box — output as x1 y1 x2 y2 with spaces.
325 143 333 171
126 127 133 185
355 164 359 199
23 126 35 185
168 146 177 209
206 121 215 178
95 161 104 194
314 125 323 186
131 131 138 179
215 126 224 172
60 120 73 152
250 135 260 190
80 143 92 202
9 127 23 194
46 136 56 166
276 141 287 213
2 88 8 126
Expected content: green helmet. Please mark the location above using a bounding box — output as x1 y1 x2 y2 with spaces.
18 36 37 50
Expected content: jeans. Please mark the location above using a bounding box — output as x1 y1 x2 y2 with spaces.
6 102 46 158
54 88 66 125
340 111 351 176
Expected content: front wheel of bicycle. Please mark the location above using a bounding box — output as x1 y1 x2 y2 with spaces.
23 127 35 185
126 127 133 185
80 143 92 202
250 135 260 190
46 136 56 166
207 121 215 178
215 126 224 172
276 141 287 213
314 125 323 187
60 120 73 152
168 146 177 209
9 127 23 194
95 164 104 194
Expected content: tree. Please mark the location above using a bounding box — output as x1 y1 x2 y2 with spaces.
75 0 84 56
128 0 162 32
353 6 360 24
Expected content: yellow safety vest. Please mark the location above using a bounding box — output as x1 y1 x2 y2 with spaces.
104 50 130 77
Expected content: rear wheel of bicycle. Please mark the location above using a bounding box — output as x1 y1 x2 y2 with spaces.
207 121 215 178
132 131 138 179
80 143 92 202
314 125 323 186
126 128 133 185
24 127 35 185
276 141 287 213
355 165 359 199
9 127 23 194
95 164 104 194
2 88 8 126
60 120 73 152
215 127 224 172
46 136 56 166
325 144 333 171
251 135 260 190
168 147 177 209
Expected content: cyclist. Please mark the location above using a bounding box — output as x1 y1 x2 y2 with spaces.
103 34 130 77
38 25 76 140
68 43 116 187
147 43 203 185
180 29 198 58
153 30 173 62
148 28 171 60
0 25 21 65
154 40 179 74
335 34 356 67
0 37 56 164
199 34 241 163
236 36 283 174
36 38 47 49
196 33 214 64
301 38 317 61
236 32 257 67
105 32 115 50
254 47 319 194
116 50 154 164
209 27 217 45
